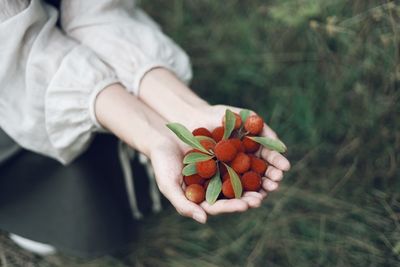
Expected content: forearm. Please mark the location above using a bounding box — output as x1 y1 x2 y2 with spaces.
95 83 169 157
138 68 210 129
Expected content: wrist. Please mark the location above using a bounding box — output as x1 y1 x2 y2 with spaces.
138 129 168 157
138 67 210 128
95 83 174 157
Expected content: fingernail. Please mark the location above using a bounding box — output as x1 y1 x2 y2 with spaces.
193 212 206 224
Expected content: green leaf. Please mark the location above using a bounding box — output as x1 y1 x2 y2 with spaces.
248 136 287 153
167 123 212 155
182 163 197 176
224 164 243 198
183 152 214 164
194 136 216 154
223 109 236 139
239 109 251 123
195 136 216 143
206 169 222 204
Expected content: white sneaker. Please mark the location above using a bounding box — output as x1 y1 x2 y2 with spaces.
9 234 56 256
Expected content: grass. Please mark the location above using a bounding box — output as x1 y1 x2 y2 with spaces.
1 0 399 266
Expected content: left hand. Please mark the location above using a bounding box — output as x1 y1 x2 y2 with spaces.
150 133 267 223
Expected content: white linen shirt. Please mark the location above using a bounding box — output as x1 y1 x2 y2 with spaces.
60 0 193 94
0 0 192 164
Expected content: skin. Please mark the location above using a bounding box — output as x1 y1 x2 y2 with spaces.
95 68 291 224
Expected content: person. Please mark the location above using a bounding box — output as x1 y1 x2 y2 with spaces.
0 0 290 257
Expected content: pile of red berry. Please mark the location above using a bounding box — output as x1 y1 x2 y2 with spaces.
167 109 286 204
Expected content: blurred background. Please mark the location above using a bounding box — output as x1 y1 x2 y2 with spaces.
1 0 399 266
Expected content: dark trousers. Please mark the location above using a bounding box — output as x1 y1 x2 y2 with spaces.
0 134 154 257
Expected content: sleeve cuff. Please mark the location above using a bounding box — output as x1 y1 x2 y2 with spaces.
127 61 172 95
45 45 118 162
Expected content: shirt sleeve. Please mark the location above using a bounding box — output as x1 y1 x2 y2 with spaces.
0 0 119 164
60 0 193 95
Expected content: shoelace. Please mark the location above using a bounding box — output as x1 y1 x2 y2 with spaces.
117 141 162 219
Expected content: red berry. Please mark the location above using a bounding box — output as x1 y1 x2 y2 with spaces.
219 163 228 176
250 156 268 175
241 171 262 191
222 179 235 199
199 139 215 152
229 138 245 153
185 184 205 204
192 127 212 138
203 179 211 190
230 152 251 174
222 113 242 130
242 136 261 153
214 140 237 162
196 159 217 179
244 115 264 135
183 174 205 186
211 127 225 142
222 172 230 182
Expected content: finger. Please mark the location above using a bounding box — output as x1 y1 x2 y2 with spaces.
265 166 284 182
200 199 248 215
260 124 291 171
241 193 263 208
225 106 243 114
259 189 268 198
261 150 291 171
262 178 279 191
242 191 264 200
241 196 262 208
160 181 207 224
262 123 278 139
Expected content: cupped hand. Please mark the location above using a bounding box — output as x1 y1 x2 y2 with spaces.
149 139 207 223
150 105 290 223
149 136 264 223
